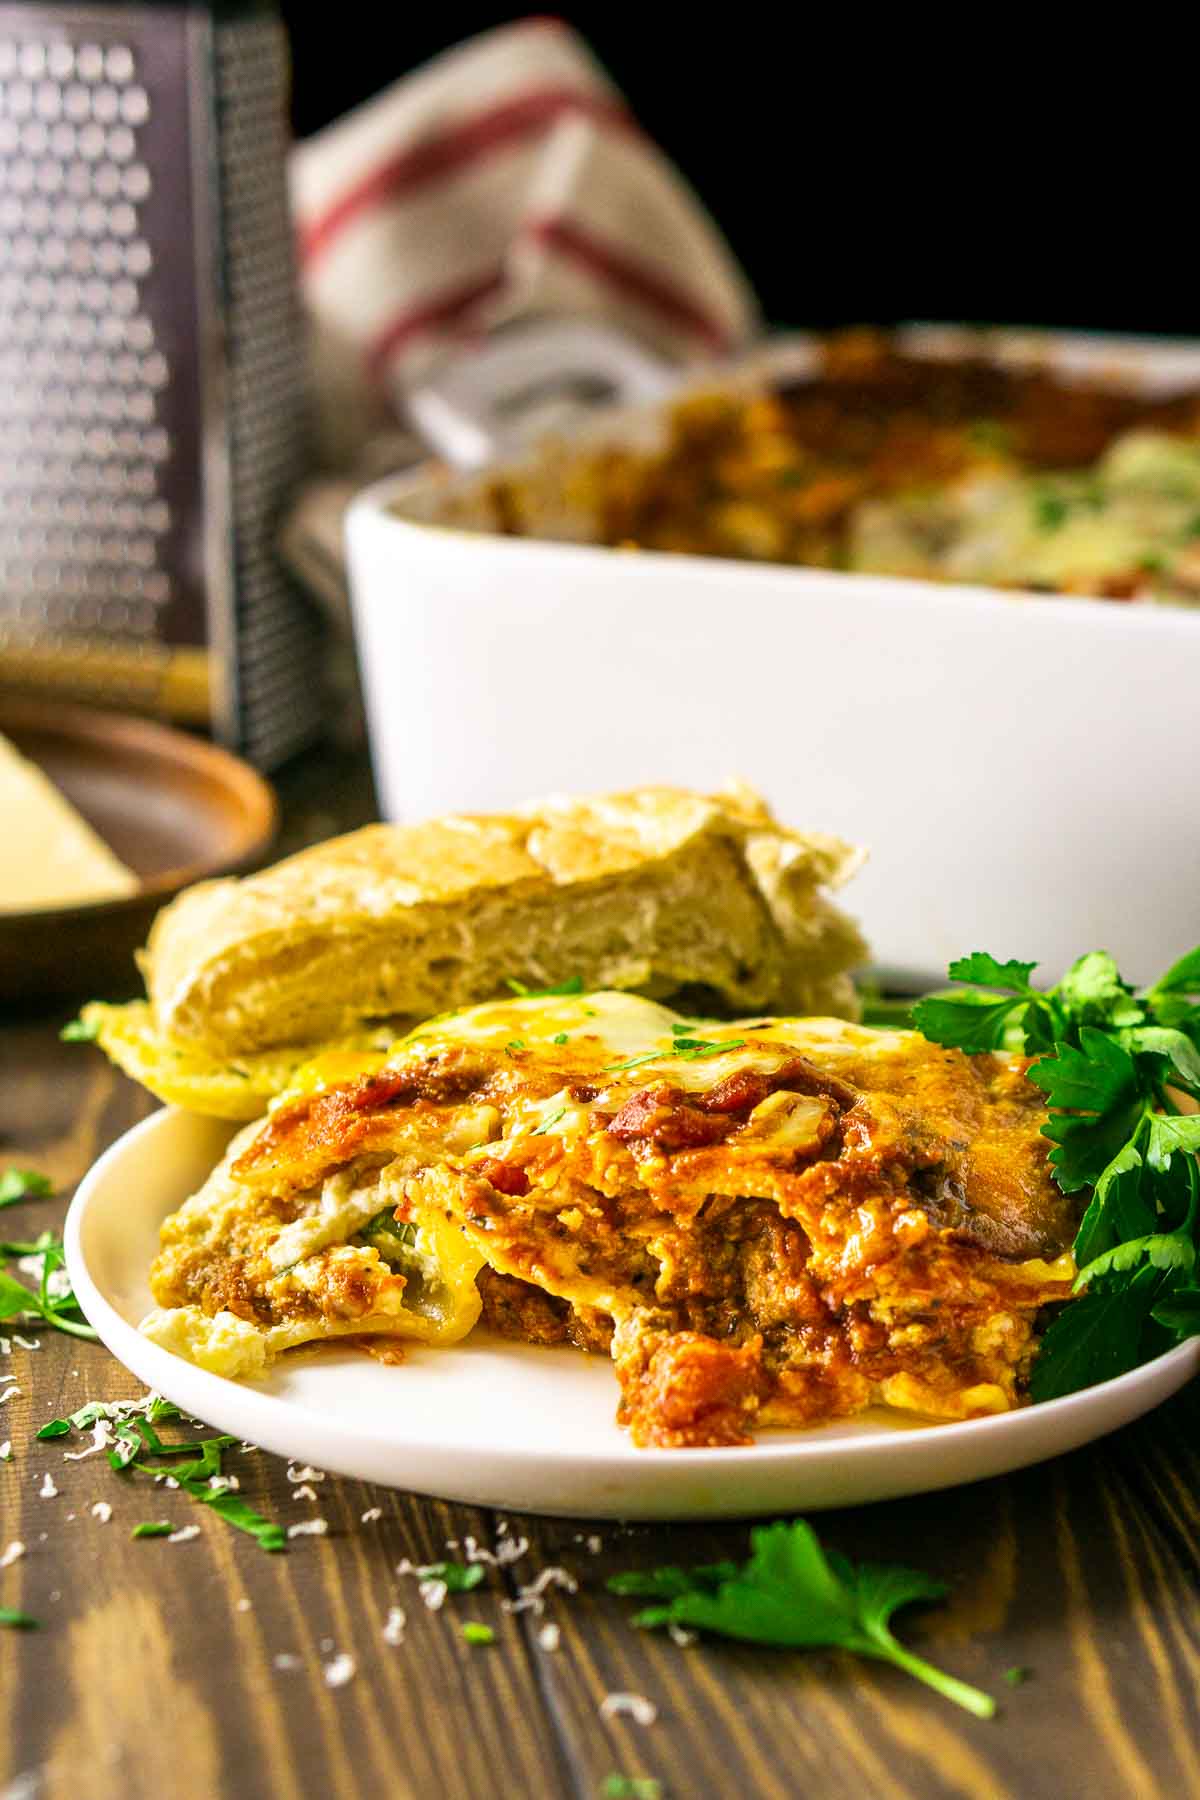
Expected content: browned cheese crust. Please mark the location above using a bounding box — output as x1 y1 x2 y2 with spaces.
161 1003 1078 1448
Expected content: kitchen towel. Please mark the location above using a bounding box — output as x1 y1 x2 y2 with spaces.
289 15 759 469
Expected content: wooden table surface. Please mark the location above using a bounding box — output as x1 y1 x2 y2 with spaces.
3 747 1200 1800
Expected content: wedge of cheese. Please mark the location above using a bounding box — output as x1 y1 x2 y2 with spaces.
0 733 137 912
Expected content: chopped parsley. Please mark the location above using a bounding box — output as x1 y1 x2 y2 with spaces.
460 1622 495 1645
552 1033 569 1046
418 1560 485 1593
1033 490 1070 531
609 1518 995 1718
1003 1665 1031 1686
60 1012 100 1043
358 1210 418 1268
601 1780 663 1800
46 1395 285 1552
604 1034 747 1073
505 976 584 998
0 1169 52 1209
669 1037 745 1061
914 945 1200 1398
504 1040 526 1057
0 1608 39 1630
131 1521 176 1539
669 1021 749 1059
38 1396 180 1440
532 1108 568 1136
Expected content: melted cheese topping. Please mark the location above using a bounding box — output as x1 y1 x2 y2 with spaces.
143 991 1077 1440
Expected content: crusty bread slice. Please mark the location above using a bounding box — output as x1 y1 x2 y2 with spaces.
142 783 867 1058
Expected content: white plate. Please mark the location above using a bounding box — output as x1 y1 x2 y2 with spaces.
65 1108 1200 1520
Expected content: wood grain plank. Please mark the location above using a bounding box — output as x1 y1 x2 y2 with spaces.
500 1433 1200 1800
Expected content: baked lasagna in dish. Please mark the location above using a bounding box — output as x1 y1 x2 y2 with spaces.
143 990 1077 1447
477 333 1200 607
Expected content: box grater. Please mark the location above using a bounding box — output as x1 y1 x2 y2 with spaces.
0 0 321 768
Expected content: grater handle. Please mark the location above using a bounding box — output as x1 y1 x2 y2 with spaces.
399 318 677 470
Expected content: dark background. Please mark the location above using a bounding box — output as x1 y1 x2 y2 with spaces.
280 7 1190 338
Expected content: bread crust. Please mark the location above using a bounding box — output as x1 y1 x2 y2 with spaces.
144 783 868 1057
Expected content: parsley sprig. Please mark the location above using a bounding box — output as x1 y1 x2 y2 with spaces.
609 1519 994 1718
0 1228 97 1341
913 946 1200 1399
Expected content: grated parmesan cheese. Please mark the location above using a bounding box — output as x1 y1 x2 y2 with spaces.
323 1653 356 1688
361 1508 382 1524
382 1606 406 1646
0 1540 25 1567
63 1420 114 1461
504 1564 579 1616
286 1519 329 1539
600 1693 658 1726
38 1473 58 1498
168 1525 201 1544
90 1501 112 1523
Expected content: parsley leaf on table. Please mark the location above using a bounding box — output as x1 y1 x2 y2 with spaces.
0 1230 97 1341
417 1561 485 1593
0 1168 53 1208
915 943 1200 1400
609 1520 995 1719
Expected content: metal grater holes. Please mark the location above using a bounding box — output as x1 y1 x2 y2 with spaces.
0 27 169 641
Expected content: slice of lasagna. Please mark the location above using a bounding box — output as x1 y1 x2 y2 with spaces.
142 992 1077 1446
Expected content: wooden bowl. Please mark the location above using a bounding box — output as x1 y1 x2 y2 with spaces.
0 700 277 1004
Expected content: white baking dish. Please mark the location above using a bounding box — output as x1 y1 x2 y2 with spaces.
346 330 1200 988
